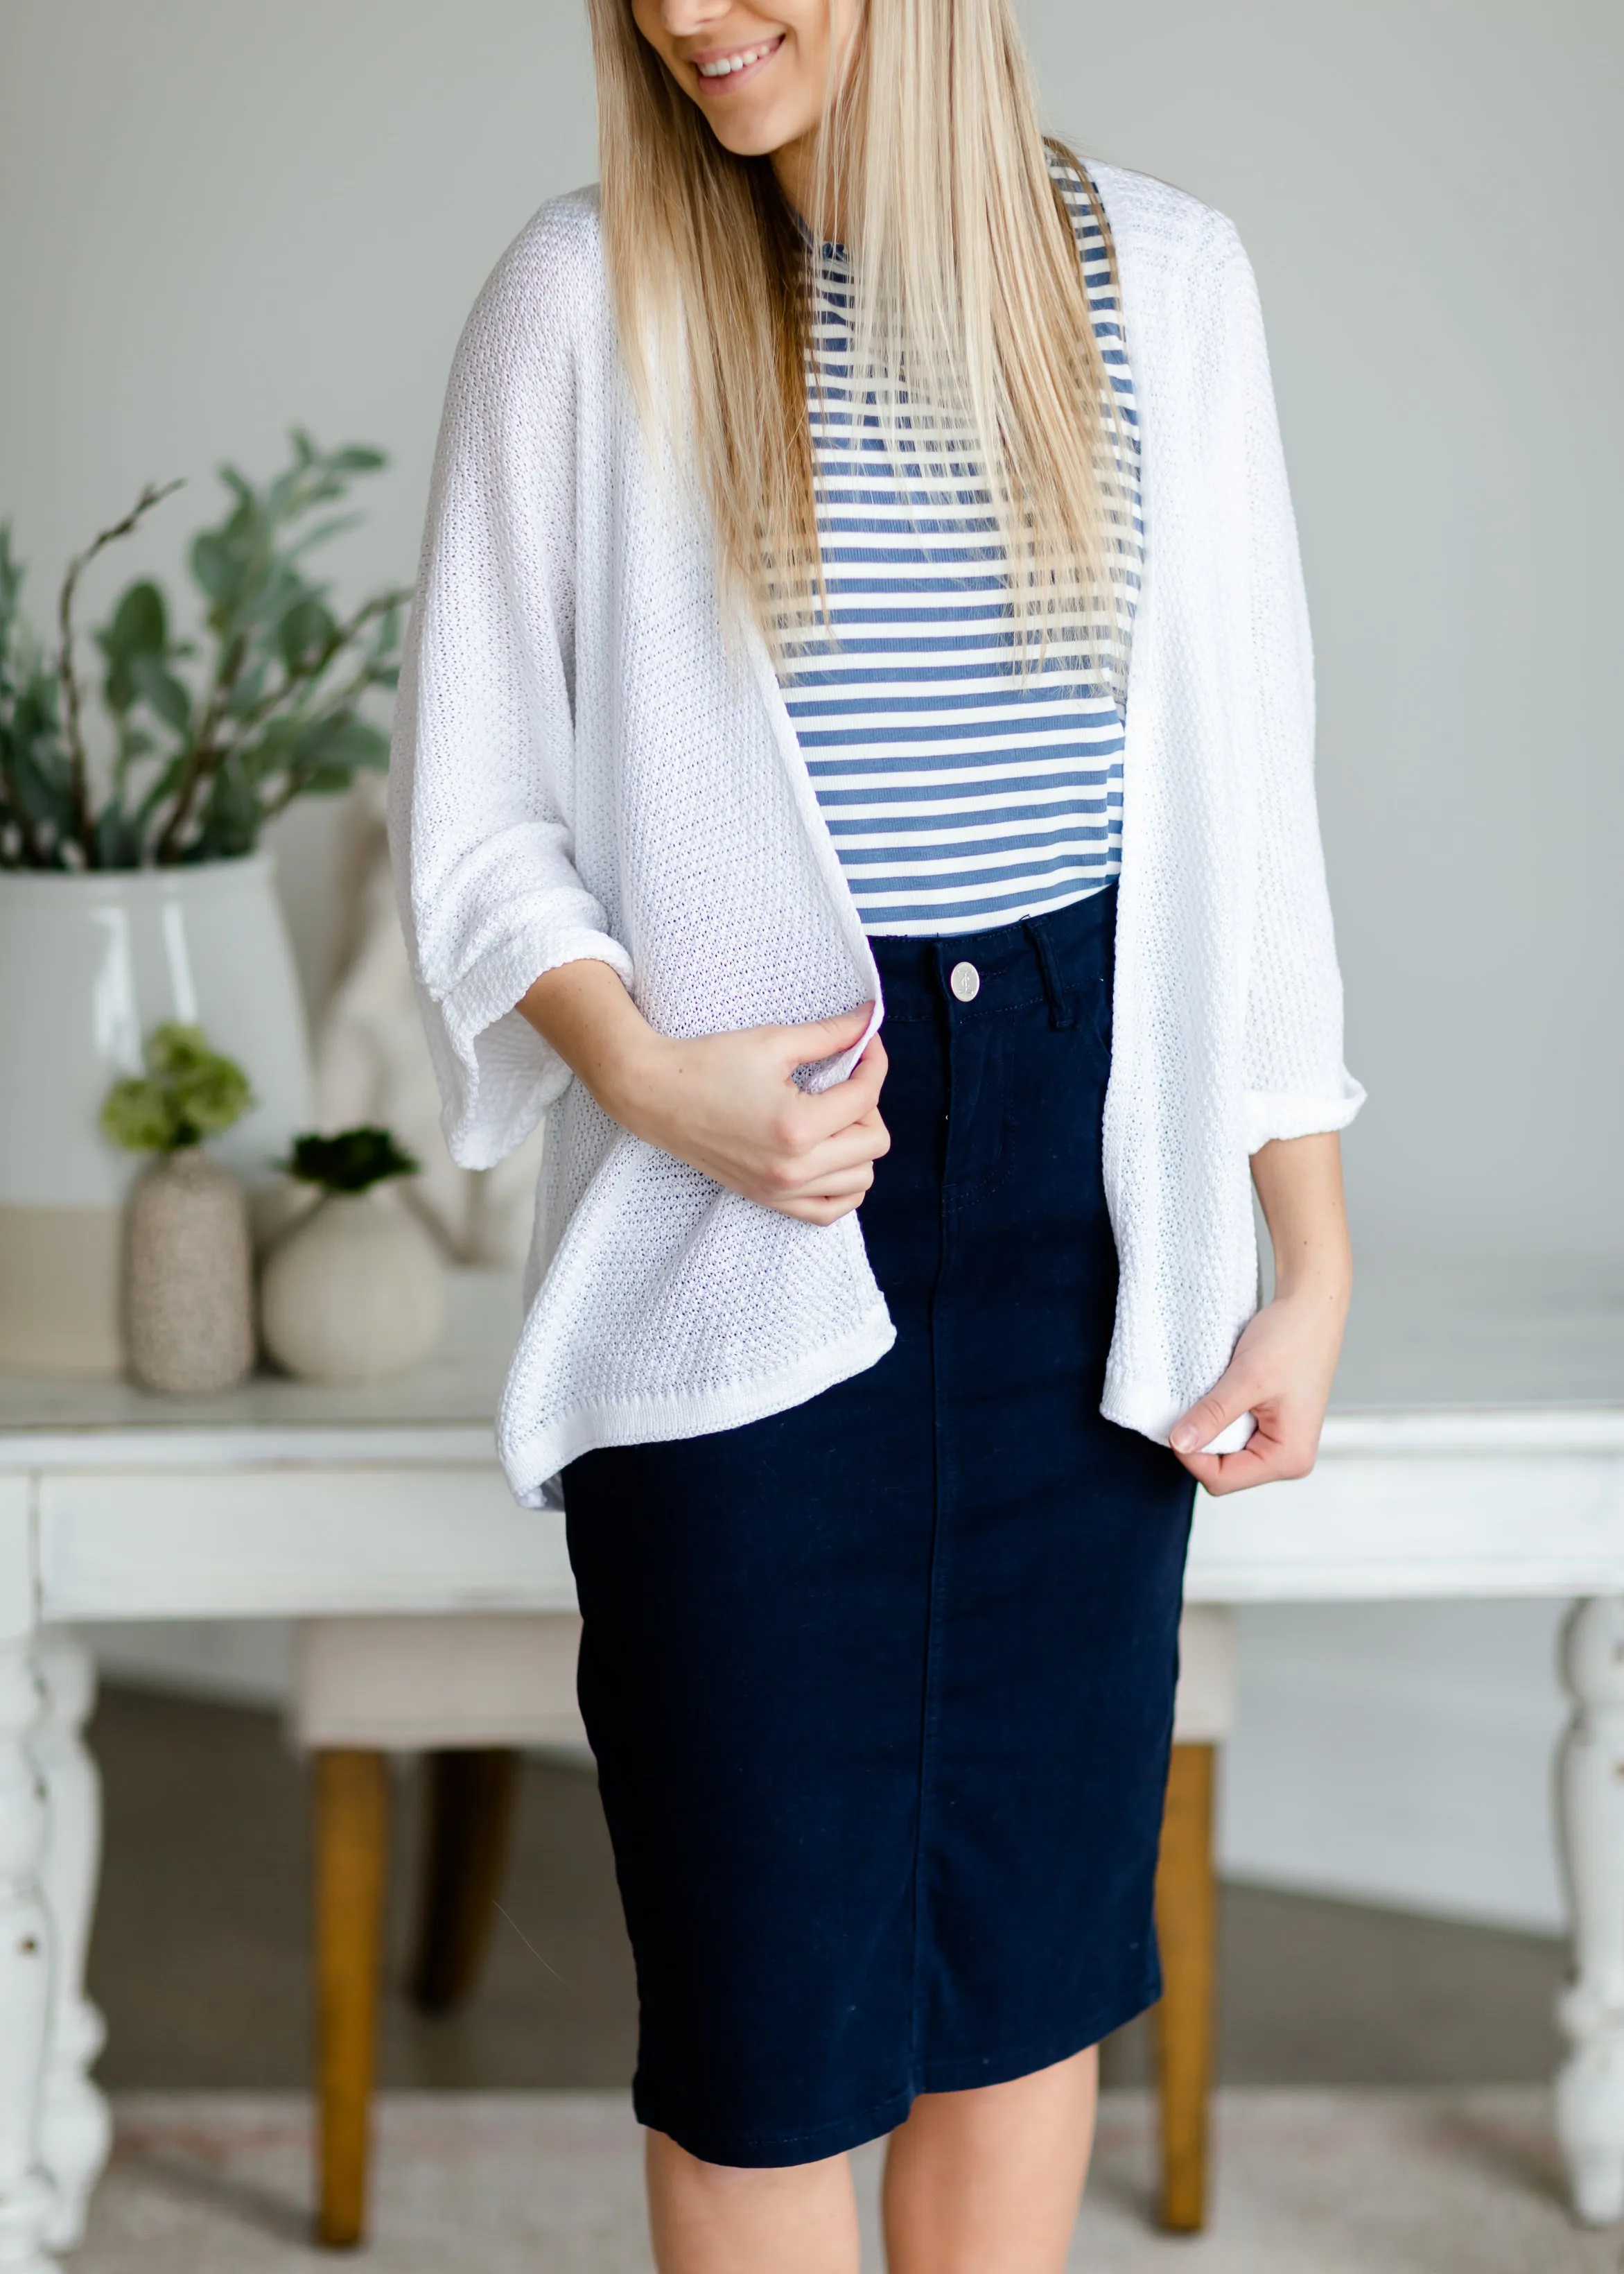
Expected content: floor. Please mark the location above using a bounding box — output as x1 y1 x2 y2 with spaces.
78 2089 1619 2273
87 1682 1568 2094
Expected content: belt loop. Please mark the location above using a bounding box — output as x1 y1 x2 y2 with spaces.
1024 916 1076 1031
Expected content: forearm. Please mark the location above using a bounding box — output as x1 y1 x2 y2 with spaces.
1250 1131 1352 1306
514 957 888 1226
516 956 663 1134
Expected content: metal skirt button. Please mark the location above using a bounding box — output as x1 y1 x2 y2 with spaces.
949 960 981 1003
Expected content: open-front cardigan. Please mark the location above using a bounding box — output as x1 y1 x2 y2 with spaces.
389 162 1364 1509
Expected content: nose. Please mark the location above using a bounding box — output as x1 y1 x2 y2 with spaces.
658 0 733 31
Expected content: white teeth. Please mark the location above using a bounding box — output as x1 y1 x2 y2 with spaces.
696 39 778 77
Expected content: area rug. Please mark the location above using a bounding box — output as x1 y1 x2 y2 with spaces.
74 2086 1615 2272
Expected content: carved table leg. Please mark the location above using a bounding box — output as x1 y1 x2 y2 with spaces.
33 1633 110 2252
0 1635 54 2274
1555 1596 1624 2226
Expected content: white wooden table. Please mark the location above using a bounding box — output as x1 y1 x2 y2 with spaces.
1 1258 1622 2271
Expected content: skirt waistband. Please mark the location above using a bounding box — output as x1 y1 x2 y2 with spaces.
871 881 1118 1028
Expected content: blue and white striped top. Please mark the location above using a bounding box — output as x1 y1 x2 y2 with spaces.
780 162 1142 937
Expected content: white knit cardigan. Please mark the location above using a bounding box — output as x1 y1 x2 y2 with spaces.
390 162 1364 1509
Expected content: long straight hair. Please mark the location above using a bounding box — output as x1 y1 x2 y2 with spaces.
586 0 1131 665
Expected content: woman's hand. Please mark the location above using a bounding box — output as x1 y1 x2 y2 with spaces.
1169 1131 1351 1496
516 959 889 1226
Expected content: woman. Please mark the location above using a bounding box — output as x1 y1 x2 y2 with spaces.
391 0 1362 2266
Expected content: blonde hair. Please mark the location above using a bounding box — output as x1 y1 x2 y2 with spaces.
586 0 1130 664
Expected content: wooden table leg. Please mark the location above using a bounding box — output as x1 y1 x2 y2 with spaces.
409 1748 520 2015
313 1750 387 2251
1155 1739 1217 2234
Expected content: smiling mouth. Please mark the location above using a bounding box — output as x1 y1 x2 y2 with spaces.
690 33 786 88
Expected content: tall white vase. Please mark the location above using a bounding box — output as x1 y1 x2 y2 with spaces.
0 854 313 1375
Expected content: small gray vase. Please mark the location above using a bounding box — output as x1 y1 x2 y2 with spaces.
125 1147 256 1395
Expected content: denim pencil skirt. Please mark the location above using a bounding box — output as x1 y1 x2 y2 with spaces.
562 883 1196 2169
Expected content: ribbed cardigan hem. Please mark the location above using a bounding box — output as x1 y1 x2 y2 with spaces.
505 1301 899 1508
1101 1373 1252 1454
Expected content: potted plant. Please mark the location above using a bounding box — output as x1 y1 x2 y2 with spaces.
101 1023 257 1396
0 435 406 1374
260 1128 444 1385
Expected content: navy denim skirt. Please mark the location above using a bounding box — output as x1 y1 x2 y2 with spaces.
563 883 1196 2168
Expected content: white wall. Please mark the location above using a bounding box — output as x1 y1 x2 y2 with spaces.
5 0 1620 1932
1020 0 1624 1265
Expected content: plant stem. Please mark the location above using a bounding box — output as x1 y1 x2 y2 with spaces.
55 479 184 866
231 587 408 738
152 627 246 863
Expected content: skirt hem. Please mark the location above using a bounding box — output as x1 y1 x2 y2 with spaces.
629 1965 1161 2171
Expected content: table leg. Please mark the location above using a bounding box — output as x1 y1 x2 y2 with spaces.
32 1633 110 2253
0 1635 54 2274
1555 1596 1624 2226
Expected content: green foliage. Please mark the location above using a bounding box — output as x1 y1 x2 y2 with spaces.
100 1023 254 1154
282 1126 420 1194
0 526 79 869
0 434 406 871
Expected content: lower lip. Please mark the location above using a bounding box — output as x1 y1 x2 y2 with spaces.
692 36 785 96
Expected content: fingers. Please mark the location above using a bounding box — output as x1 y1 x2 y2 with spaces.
1169 1366 1254 1458
758 1117 889 1204
779 1002 875 1070
1176 1404 1320 1495
793 1046 889 1147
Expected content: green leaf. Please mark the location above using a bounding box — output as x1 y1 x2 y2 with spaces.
283 1125 418 1192
190 530 238 604
101 1021 254 1152
277 595 336 673
294 713 389 774
4 741 77 833
330 445 387 474
133 751 190 826
285 513 362 562
100 1075 178 1153
192 758 261 858
128 652 192 734
94 802 143 868
101 580 167 658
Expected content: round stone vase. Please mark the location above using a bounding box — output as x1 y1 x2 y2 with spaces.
0 854 313 1375
125 1148 256 1396
260 1190 444 1385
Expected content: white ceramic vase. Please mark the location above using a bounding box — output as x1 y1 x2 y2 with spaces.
259 1190 444 1385
0 853 313 1375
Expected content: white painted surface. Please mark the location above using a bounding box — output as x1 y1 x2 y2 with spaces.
1555 1601 1624 2224
32 1634 110 2253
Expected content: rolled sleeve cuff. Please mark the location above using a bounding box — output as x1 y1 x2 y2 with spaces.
435 923 635 1170
1243 1073 1366 1157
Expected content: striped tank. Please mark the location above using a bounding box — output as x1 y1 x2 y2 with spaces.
780 161 1143 937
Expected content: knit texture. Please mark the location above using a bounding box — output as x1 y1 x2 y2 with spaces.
389 165 1363 1508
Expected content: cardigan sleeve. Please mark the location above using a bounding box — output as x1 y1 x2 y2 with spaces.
1207 223 1365 1155
387 201 634 1172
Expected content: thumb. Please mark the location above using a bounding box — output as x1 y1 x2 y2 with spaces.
1169 1364 1255 1457
783 1001 875 1066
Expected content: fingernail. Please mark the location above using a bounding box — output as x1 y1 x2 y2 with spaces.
1170 1423 1198 1453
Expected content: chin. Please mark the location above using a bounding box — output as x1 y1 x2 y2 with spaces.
704 108 799 161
